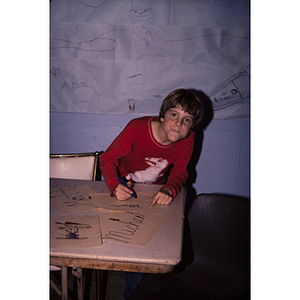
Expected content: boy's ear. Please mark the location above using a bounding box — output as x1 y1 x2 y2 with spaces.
160 117 164 122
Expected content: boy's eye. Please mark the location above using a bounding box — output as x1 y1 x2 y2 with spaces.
184 118 191 123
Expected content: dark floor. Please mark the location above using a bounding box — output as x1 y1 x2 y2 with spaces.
50 268 125 300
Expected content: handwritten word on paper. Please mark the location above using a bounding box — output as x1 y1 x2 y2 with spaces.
100 210 165 247
103 212 145 244
92 191 164 212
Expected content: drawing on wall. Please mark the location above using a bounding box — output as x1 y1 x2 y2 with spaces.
50 0 250 119
78 0 106 8
129 0 164 58
50 0 162 56
128 99 136 111
208 71 250 111
131 0 165 58
100 210 165 247
50 37 117 52
50 215 102 248
129 0 154 21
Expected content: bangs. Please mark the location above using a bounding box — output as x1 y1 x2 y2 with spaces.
178 97 200 118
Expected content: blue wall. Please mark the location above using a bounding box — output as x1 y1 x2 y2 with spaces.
50 112 250 198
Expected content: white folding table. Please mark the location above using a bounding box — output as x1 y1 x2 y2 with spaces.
50 178 186 299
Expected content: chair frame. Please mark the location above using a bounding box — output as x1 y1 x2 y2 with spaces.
50 151 100 181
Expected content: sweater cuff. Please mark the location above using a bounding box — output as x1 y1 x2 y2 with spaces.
107 178 120 196
160 185 177 199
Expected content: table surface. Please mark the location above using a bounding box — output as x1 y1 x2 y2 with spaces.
50 178 185 273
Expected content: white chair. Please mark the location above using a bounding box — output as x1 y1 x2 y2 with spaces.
50 151 101 300
50 151 100 181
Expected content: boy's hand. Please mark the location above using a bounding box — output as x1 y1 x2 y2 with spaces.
150 187 173 207
114 181 134 201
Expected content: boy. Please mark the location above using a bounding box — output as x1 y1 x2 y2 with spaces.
100 88 204 208
100 89 204 299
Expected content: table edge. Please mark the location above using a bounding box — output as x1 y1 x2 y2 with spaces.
50 256 178 274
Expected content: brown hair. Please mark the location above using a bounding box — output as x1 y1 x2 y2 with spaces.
159 89 204 129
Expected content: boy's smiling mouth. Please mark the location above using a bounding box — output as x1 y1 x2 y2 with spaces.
170 127 180 133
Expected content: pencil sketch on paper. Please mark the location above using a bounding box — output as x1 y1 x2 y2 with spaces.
128 99 136 111
50 66 61 79
208 71 250 111
60 81 88 91
50 37 117 52
50 0 250 118
78 0 106 8
50 0 165 57
50 0 249 58
130 0 165 58
129 0 154 21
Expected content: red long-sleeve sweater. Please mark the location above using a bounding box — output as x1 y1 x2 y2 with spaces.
100 116 195 198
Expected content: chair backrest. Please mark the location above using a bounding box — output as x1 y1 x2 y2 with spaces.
188 193 250 266
50 152 100 181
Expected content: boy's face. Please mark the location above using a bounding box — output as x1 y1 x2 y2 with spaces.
160 105 194 144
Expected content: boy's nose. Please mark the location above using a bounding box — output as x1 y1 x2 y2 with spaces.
175 118 183 127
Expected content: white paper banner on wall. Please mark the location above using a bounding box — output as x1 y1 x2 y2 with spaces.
50 0 250 119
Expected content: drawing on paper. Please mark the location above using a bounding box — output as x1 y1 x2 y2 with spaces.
60 81 88 91
129 0 154 21
208 71 250 111
50 215 102 248
55 221 91 239
78 0 106 8
50 0 164 57
128 99 136 111
50 185 97 215
130 0 165 58
50 37 117 52
50 0 250 119
50 67 61 79
50 186 94 207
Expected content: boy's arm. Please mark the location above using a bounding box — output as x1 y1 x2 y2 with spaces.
160 132 195 198
100 152 120 195
100 122 135 194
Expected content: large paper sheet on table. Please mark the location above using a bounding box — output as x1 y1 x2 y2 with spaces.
100 210 165 247
50 185 98 215
50 215 102 249
50 0 250 120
